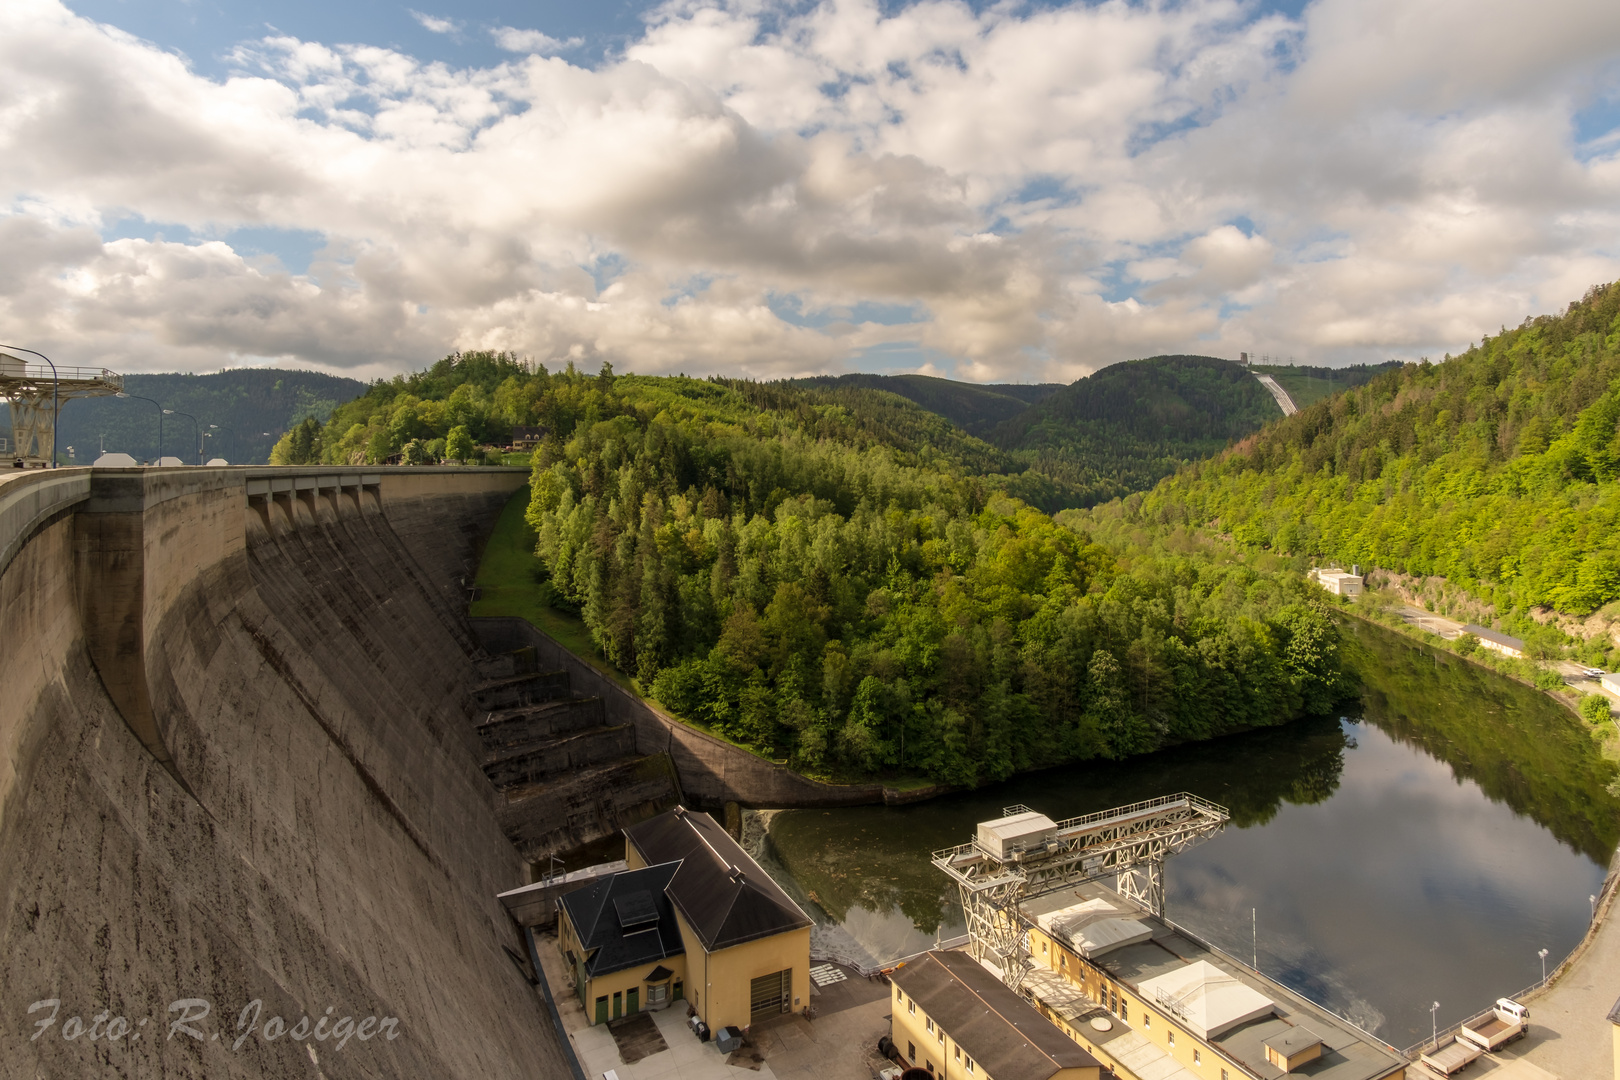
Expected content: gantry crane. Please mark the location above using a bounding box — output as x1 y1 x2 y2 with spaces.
931 793 1229 989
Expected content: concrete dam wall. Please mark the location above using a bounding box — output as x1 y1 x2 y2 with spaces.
0 465 576 1078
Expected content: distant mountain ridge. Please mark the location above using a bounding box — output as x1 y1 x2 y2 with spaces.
983 354 1284 506
791 372 1062 435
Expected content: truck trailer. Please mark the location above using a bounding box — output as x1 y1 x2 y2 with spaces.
1459 999 1529 1053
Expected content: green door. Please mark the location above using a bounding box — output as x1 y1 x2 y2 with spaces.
595 997 608 1025
613 991 622 1020
627 988 639 1015
673 980 684 1001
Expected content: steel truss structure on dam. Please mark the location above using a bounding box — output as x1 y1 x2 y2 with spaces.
0 351 123 466
931 792 1230 989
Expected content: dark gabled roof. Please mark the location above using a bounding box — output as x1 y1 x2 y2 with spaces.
624 808 812 952
1609 995 1620 1026
1461 624 1526 651
893 952 1099 1080
558 862 684 978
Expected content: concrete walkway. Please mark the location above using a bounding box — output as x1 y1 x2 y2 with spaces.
1475 852 1620 1080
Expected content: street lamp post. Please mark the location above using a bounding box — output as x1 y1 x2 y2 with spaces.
1430 1002 1439 1051
1538 948 1549 982
115 396 164 466
0 344 59 467
165 409 200 465
116 392 164 463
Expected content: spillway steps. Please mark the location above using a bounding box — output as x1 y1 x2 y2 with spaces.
467 661 681 868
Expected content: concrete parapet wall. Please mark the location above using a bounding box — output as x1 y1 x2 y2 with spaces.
470 616 891 808
0 464 566 1078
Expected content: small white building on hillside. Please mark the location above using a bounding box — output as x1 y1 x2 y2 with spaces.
1310 566 1364 596
1461 624 1526 659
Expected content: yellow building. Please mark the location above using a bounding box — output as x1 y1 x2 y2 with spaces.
624 807 813 1033
557 861 687 1025
1609 995 1620 1080
890 951 1102 1080
1017 882 1406 1080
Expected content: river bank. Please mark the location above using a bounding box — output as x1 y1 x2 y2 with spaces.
758 619 1620 1048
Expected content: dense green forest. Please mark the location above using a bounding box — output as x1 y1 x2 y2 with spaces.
514 369 1344 785
1253 362 1401 410
792 373 1060 435
985 355 1284 506
1139 282 1620 619
4 369 365 465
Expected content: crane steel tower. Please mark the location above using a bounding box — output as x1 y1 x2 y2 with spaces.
0 351 123 467
931 793 1229 989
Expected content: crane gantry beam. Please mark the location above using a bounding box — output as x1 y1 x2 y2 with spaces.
931 792 1230 988
0 353 123 466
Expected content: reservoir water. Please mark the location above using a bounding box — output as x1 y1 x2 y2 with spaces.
761 618 1620 1048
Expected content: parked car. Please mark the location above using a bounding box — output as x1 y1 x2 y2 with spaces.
1584 668 1606 678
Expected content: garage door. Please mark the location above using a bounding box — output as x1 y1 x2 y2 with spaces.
749 969 791 1022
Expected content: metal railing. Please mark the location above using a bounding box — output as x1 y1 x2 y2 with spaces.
1399 979 1544 1060
0 364 123 389
1050 792 1221 834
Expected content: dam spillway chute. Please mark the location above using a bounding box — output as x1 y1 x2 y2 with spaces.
931 793 1230 989
0 350 123 467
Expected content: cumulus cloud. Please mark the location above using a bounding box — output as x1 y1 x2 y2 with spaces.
409 11 462 36
0 0 1617 379
491 26 583 54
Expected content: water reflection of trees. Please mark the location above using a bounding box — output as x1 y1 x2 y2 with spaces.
769 711 1356 934
1342 618 1620 864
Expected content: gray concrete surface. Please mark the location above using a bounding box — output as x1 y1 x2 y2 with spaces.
0 465 577 1078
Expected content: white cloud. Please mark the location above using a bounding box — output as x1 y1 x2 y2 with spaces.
409 10 462 36
0 0 1617 380
491 27 582 54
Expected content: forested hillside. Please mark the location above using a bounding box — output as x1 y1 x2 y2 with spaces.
793 373 1060 435
987 355 1283 506
1141 282 1620 619
516 368 1343 786
9 369 365 465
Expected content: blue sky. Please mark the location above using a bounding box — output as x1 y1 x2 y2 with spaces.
2 0 1616 381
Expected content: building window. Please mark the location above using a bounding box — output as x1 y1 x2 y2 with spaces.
909 1042 916 1062
926 1019 934 1033
1140 1012 1147 1029
1167 1031 1175 1047
927 1063 934 1074
937 1027 945 1045
1042 942 1048 954
897 988 904 1002
1221 1071 1229 1080
1193 1050 1201 1065
908 1000 916 1016
966 1057 975 1074
955 1047 961 1062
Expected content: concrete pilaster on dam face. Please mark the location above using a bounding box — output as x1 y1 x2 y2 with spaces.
0 465 588 1078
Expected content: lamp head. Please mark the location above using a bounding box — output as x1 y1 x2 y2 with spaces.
116 392 128 398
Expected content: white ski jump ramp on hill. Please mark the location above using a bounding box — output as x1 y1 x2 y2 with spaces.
1253 373 1298 415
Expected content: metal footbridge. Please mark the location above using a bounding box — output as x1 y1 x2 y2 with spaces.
931 793 1229 988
